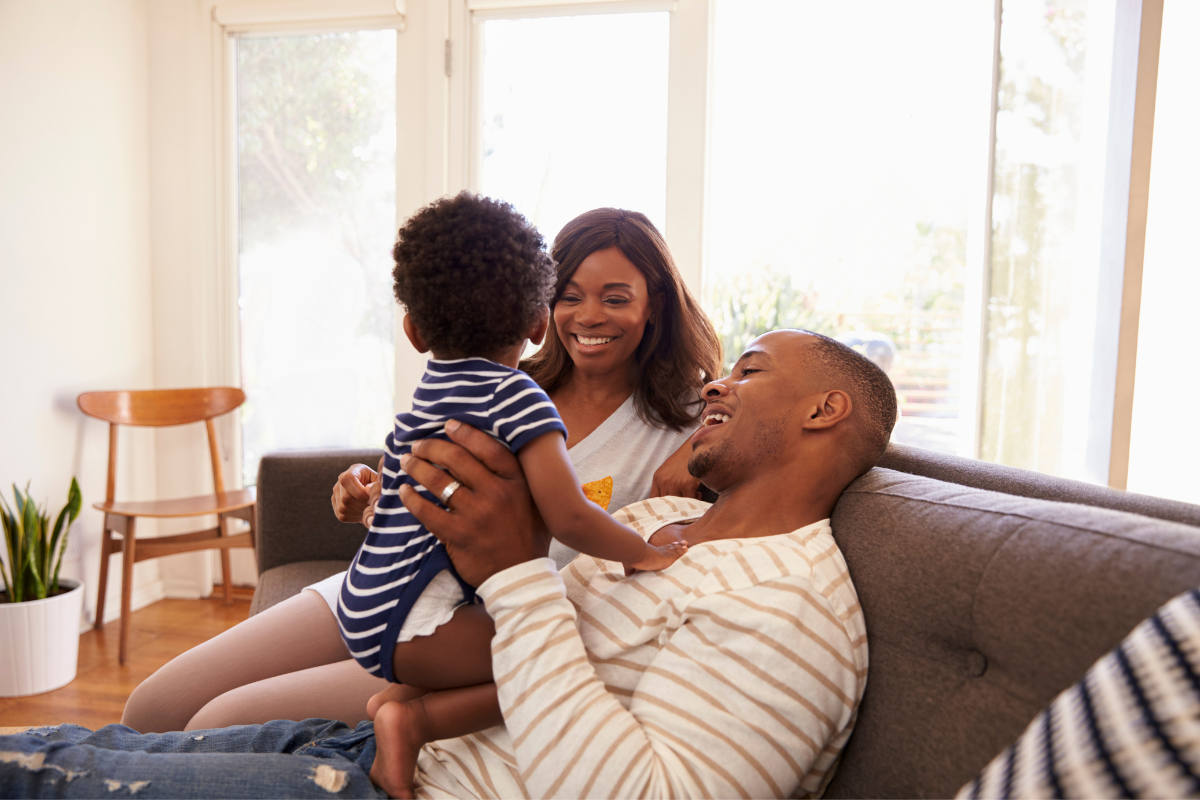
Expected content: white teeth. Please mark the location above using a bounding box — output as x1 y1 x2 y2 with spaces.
576 336 613 346
703 414 731 426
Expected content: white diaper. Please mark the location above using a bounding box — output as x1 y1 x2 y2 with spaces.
394 569 468 642
305 568 467 645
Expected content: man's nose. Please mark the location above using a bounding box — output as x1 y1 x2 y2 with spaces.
703 379 730 399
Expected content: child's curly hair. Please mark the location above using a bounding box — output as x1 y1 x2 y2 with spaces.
393 193 556 358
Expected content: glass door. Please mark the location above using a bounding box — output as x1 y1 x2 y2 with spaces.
235 30 398 486
704 0 996 454
472 9 671 243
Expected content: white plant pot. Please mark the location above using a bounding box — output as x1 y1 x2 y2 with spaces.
0 579 84 697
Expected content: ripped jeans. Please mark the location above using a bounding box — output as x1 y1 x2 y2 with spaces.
0 718 387 798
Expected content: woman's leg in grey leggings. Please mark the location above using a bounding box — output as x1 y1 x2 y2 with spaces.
121 590 385 733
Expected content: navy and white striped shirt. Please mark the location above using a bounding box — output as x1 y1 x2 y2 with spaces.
337 358 568 682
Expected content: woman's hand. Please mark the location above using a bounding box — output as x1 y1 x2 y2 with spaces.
331 459 382 527
398 420 549 587
363 462 383 527
650 433 702 500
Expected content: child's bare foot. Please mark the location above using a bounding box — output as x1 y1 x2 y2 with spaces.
627 540 688 572
370 699 429 799
368 683 425 720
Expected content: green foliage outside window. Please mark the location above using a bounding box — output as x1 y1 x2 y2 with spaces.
237 32 396 347
706 264 834 374
706 221 965 377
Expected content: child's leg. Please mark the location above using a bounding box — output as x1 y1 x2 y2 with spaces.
370 683 502 799
390 604 496 689
367 683 427 720
372 601 500 796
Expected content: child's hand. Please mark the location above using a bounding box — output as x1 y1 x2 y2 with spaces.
627 540 688 572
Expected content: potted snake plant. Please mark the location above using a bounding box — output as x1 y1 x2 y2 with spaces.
0 478 83 696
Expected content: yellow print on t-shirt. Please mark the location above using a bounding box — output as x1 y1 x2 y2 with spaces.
581 476 613 511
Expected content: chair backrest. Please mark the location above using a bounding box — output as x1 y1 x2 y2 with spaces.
77 388 245 427
77 388 246 503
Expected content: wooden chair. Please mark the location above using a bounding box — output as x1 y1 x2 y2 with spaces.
77 388 257 665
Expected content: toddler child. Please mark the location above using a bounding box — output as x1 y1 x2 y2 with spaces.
337 193 688 797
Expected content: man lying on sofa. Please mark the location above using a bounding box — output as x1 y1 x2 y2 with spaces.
0 330 897 799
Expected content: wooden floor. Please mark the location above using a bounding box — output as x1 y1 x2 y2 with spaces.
0 594 251 729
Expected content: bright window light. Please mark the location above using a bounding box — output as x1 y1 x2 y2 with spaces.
706 0 995 454
478 12 669 243
1127 0 1200 504
236 31 397 486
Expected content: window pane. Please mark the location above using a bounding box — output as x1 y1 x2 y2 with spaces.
237 31 397 486
706 0 995 454
479 13 669 240
1127 1 1200 504
979 0 1115 479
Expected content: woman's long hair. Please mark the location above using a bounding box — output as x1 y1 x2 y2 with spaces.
521 208 722 431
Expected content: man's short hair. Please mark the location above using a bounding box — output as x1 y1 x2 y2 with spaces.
801 331 898 472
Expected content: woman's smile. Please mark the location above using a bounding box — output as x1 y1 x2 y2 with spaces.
572 333 618 349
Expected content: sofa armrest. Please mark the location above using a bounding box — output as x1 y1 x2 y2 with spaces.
255 448 384 575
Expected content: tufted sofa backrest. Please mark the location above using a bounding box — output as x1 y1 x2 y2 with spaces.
823 467 1200 799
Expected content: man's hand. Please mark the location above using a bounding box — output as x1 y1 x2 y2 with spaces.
399 420 549 586
331 459 381 526
650 433 702 500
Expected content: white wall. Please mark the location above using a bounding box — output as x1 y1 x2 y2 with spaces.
145 0 237 597
0 0 164 625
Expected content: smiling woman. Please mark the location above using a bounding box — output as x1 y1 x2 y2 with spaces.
524 207 722 436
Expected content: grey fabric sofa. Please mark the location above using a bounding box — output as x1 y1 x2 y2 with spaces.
252 443 1200 798
250 448 384 616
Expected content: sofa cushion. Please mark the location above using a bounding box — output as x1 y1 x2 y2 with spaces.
823 467 1200 799
959 587 1200 799
249 560 351 616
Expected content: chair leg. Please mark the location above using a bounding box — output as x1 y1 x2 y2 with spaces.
119 518 137 666
217 515 234 606
247 506 258 553
94 527 113 631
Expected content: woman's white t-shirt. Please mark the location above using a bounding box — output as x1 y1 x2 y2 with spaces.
306 394 698 611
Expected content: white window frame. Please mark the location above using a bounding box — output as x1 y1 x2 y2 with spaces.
201 0 408 590
207 0 408 484
961 0 1162 484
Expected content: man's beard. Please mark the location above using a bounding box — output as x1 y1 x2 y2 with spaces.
688 437 732 486
687 417 788 488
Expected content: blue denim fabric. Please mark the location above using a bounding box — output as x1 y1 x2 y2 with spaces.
0 719 388 798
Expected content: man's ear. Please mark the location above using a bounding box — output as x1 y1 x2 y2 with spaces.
402 314 430 353
800 390 853 430
528 306 550 346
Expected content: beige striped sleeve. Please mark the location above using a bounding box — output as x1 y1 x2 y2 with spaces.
477 557 863 798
